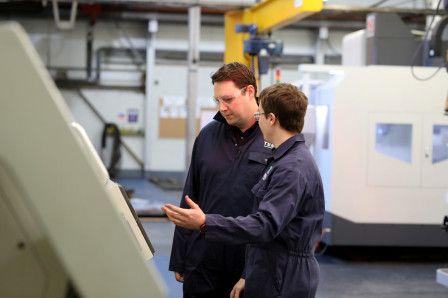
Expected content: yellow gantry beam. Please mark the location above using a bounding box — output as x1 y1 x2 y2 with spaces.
249 0 323 34
224 10 251 66
224 0 323 64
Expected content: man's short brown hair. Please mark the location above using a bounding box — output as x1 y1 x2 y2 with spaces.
211 62 257 97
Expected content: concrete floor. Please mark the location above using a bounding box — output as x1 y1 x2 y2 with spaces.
117 178 448 298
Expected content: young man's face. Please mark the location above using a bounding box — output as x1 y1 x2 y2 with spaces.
214 81 254 130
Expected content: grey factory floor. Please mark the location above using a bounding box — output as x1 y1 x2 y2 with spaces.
116 178 448 298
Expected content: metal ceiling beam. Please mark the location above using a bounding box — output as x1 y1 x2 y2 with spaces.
72 0 250 8
4 1 448 15
322 5 448 16
2 1 447 18
5 0 448 11
5 0 253 10
119 11 366 30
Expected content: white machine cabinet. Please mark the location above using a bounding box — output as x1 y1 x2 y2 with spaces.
300 64 448 247
0 22 165 298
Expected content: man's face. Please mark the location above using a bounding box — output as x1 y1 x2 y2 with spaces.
213 81 253 130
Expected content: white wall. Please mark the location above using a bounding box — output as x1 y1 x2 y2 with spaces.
6 16 349 175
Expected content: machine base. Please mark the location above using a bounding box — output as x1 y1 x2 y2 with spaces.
323 212 448 247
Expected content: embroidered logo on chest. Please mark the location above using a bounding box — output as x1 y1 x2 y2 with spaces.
264 141 274 149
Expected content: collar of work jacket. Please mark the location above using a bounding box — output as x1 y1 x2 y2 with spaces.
271 134 305 161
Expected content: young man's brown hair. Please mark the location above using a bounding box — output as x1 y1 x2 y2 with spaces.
259 83 308 133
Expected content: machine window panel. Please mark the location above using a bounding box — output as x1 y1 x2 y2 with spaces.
375 123 412 163
316 105 330 149
432 125 448 164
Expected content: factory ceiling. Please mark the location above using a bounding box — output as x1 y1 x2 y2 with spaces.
0 0 447 31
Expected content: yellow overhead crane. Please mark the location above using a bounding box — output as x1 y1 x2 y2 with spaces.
224 0 323 81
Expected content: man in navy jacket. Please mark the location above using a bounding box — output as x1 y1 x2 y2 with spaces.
163 83 325 298
169 62 272 297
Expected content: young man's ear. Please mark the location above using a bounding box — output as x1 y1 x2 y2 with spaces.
269 113 276 125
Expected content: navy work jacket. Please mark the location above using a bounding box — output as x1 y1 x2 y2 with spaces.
169 112 272 289
205 134 325 297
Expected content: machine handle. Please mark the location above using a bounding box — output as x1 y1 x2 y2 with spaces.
424 145 430 158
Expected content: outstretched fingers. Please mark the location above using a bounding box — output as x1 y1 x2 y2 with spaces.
160 195 205 230
163 203 183 215
161 205 177 223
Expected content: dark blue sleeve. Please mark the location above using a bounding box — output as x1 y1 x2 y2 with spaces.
168 136 200 272
204 167 305 245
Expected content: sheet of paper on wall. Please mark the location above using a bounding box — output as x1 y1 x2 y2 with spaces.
169 105 180 118
159 105 169 118
161 95 185 118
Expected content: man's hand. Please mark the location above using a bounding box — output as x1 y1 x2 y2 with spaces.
174 271 184 283
230 278 245 298
161 195 206 230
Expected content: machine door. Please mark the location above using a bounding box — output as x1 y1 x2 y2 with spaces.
421 114 448 187
368 112 448 188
